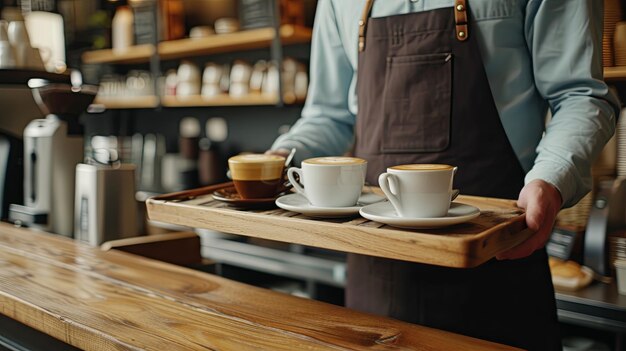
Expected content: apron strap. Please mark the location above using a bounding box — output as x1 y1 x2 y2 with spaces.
358 0 375 52
454 0 469 41
358 0 469 51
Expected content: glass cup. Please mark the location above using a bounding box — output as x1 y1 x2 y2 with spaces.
228 154 286 199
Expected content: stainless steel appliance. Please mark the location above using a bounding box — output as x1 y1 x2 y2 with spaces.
584 177 626 276
0 132 22 220
74 162 137 246
9 80 97 237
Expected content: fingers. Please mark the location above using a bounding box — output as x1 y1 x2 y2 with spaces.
524 191 545 232
265 148 291 158
496 180 562 261
496 222 550 260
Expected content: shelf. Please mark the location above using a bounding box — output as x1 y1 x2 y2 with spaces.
93 95 159 109
161 94 279 107
81 25 312 65
159 25 312 61
198 236 346 287
81 44 155 65
93 93 304 109
0 69 70 85
604 66 626 81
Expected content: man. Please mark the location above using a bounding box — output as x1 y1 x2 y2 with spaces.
268 1 620 349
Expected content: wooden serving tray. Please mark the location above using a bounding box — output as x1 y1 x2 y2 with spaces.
146 182 534 268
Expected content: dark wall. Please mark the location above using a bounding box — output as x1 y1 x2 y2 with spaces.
82 104 302 156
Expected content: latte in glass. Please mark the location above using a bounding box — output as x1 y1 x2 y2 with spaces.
228 154 285 199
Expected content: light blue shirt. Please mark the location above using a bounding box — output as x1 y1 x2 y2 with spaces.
272 0 621 207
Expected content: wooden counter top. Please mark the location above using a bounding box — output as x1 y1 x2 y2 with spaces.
0 222 518 350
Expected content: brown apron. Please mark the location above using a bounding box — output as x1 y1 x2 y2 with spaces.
349 1 561 349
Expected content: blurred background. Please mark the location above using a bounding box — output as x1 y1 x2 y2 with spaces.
0 2 626 350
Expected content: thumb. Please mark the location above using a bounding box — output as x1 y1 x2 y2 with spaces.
518 186 544 232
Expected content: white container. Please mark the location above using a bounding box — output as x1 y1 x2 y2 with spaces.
112 6 134 51
177 60 201 83
202 63 222 85
0 41 16 68
616 259 626 295
7 20 31 47
177 81 201 96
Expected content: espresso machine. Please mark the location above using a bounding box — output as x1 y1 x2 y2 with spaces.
9 79 97 237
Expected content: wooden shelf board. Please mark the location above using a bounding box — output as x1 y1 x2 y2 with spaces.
604 66 626 81
94 95 159 109
161 94 278 107
82 25 312 65
81 44 156 65
160 25 311 60
93 94 304 108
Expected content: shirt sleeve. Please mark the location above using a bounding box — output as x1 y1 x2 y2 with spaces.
270 0 356 164
524 0 621 208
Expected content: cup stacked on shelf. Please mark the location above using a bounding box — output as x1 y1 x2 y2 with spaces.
201 63 224 97
0 8 47 70
610 232 626 278
98 71 155 99
214 18 239 34
161 58 308 102
229 60 252 97
614 21 626 66
199 58 308 102
282 57 308 104
617 109 626 177
604 0 623 67
249 60 268 93
0 20 16 68
177 60 201 97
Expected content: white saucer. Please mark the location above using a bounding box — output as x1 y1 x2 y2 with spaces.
359 201 480 229
275 193 386 218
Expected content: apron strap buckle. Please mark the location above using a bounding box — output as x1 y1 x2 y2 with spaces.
359 0 375 52
454 0 469 42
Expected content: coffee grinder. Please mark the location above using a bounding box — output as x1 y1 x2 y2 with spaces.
9 79 97 237
584 177 626 277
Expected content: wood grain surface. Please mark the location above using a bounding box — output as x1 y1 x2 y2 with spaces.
147 183 534 268
0 223 519 350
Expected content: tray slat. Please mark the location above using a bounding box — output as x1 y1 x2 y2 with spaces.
146 182 533 268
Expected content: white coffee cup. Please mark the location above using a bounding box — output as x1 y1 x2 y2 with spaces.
0 21 9 42
177 81 201 96
202 63 222 85
177 60 201 83
201 83 221 97
7 21 30 47
287 157 367 207
379 164 457 218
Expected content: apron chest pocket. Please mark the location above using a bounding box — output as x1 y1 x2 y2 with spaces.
382 52 452 153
